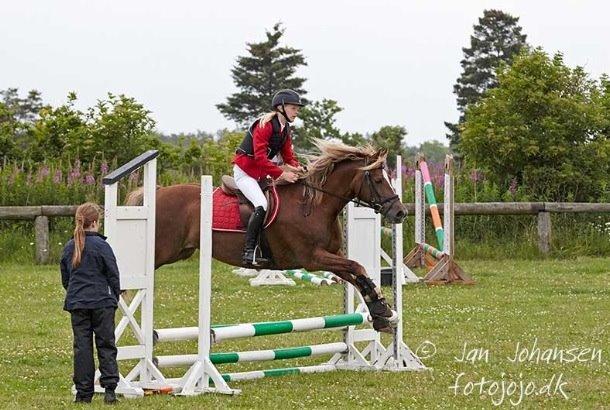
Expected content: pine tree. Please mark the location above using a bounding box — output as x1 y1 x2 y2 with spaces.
446 9 527 150
217 23 307 126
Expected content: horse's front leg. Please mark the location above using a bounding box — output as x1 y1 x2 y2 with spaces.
306 248 398 333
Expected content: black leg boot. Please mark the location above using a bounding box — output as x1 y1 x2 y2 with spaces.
242 206 270 266
104 388 118 404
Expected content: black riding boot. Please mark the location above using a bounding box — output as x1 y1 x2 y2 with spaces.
242 206 270 266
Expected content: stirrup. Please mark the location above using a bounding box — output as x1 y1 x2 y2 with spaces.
242 248 270 266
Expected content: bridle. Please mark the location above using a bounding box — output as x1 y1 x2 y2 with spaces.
298 159 400 215
354 167 400 213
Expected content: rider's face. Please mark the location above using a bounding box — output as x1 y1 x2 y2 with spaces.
282 104 301 121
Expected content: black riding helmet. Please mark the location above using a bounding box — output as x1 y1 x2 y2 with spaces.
271 89 304 123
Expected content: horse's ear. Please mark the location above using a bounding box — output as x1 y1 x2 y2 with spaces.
377 147 388 158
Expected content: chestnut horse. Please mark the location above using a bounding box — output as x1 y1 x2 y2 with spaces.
128 141 407 333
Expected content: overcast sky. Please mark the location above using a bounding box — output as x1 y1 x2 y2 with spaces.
2 0 609 145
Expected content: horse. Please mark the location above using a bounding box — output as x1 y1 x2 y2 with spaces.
127 140 407 333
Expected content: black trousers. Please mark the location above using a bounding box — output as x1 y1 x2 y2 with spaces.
70 307 119 398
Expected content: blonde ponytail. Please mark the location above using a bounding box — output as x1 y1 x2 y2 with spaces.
258 112 277 127
72 202 101 268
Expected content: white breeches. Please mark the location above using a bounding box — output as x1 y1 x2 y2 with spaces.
233 165 268 211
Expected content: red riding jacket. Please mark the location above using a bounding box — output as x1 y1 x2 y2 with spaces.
233 119 300 180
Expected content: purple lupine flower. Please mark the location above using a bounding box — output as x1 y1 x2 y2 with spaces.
470 169 483 183
403 167 416 179
431 174 444 189
509 178 518 196
36 165 50 182
72 159 81 178
100 161 109 175
84 174 96 185
53 170 62 184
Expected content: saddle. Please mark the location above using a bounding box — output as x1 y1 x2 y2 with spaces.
220 175 277 229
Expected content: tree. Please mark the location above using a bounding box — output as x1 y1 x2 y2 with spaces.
461 49 610 202
292 99 368 155
446 9 528 151
293 99 344 152
0 88 44 158
1 88 43 123
217 23 307 126
29 93 156 166
418 140 450 164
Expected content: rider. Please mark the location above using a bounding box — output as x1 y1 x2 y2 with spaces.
233 89 305 266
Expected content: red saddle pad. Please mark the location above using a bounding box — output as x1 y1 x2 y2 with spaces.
212 187 279 232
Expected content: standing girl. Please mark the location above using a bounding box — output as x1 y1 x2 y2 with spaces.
60 202 120 404
233 89 305 266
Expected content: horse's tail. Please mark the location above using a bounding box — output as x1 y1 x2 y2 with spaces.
125 187 144 206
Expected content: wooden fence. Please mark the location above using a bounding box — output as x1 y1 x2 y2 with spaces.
1 203 609 264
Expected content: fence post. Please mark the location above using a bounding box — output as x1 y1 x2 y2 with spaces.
537 211 552 255
35 216 50 264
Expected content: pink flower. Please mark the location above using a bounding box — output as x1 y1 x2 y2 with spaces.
53 170 62 184
509 178 518 196
403 167 415 179
470 169 483 183
36 165 50 182
100 161 109 175
84 174 96 185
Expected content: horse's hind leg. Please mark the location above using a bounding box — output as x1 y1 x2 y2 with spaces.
306 249 398 333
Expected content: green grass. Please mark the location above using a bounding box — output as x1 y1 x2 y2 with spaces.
0 258 608 409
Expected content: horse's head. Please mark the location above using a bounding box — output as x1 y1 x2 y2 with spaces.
305 140 407 224
351 149 407 223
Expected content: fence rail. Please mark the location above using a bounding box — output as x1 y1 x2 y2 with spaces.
2 203 609 264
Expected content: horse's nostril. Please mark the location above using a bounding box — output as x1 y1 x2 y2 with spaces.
395 210 405 220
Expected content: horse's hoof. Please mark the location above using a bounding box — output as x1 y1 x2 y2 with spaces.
367 298 396 319
372 317 395 334
387 309 399 325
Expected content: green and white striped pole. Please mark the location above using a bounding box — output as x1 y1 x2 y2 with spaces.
154 312 370 344
421 243 443 260
155 342 348 368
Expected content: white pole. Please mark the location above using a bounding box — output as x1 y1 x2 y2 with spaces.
198 175 213 381
141 158 157 384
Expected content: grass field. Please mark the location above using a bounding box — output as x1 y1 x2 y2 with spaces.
0 257 608 409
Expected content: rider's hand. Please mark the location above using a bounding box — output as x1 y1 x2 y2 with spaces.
279 171 299 183
283 164 302 173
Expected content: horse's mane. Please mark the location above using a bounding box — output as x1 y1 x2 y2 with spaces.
303 139 387 205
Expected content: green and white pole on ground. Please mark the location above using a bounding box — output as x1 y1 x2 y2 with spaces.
219 364 337 383
284 269 335 286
